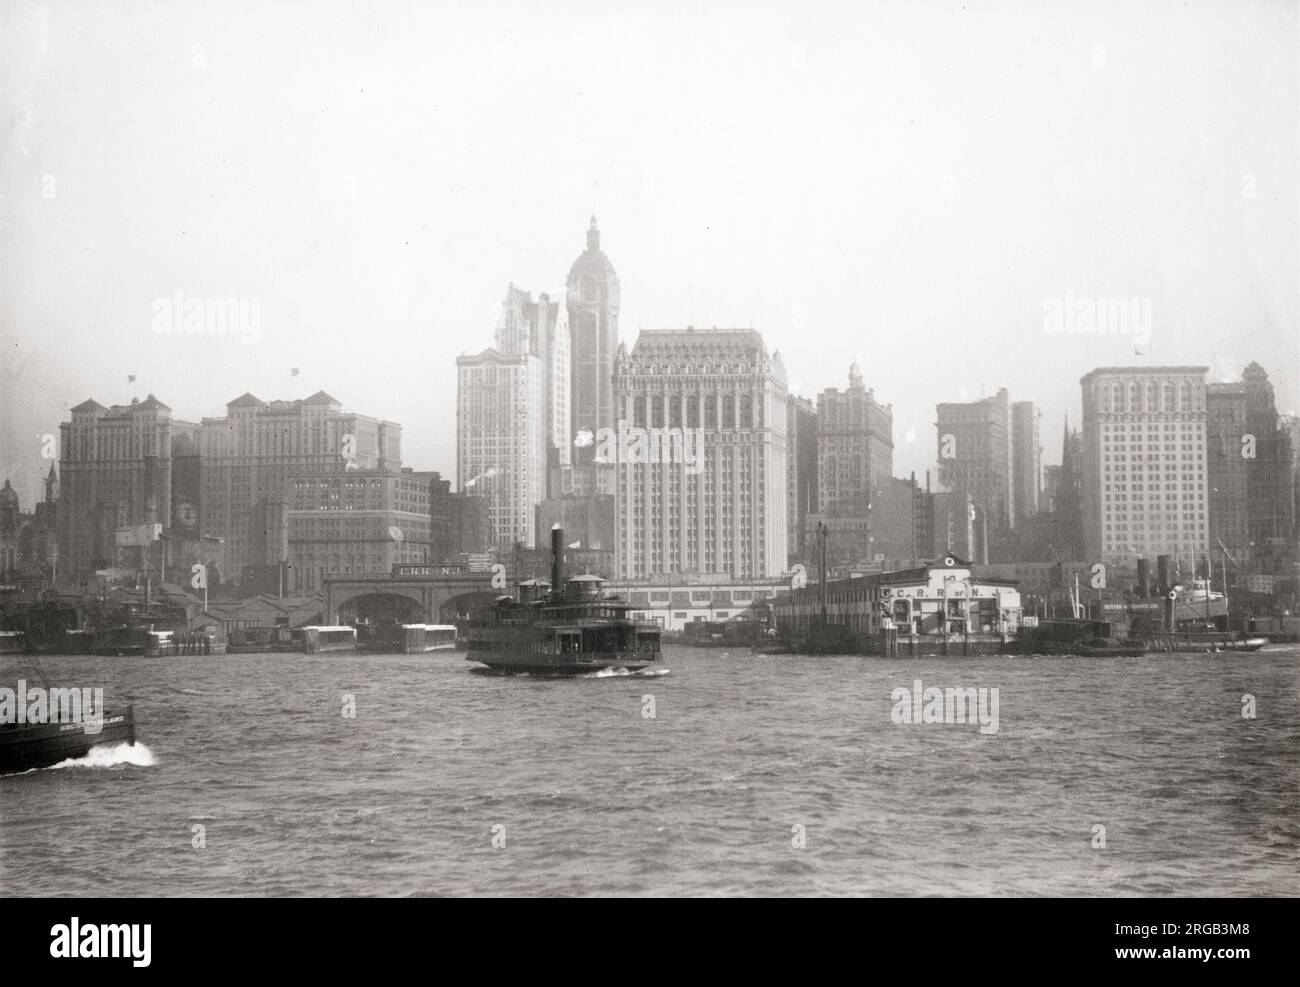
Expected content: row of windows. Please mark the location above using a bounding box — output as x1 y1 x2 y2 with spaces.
1094 380 1203 413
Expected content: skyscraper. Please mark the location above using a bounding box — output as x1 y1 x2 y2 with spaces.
495 283 570 483
805 364 894 567
456 339 545 550
1241 362 1296 560
1079 367 1209 566
1011 400 1041 520
785 394 818 562
1054 416 1085 559
936 387 1014 533
612 328 787 579
1206 380 1249 563
567 216 620 455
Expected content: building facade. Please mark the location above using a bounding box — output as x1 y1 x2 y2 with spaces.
932 489 986 563
615 576 788 632
445 491 489 560
1011 400 1041 520
1206 381 1250 564
804 364 893 568
785 394 818 563
1080 367 1209 566
496 283 571 485
286 468 433 592
872 473 933 566
611 327 788 580
57 395 193 581
936 386 1014 532
1042 465 1062 513
1241 362 1296 563
0 480 19 578
196 391 400 584
456 347 545 550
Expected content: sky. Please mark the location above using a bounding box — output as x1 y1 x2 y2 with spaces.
2 0 1297 507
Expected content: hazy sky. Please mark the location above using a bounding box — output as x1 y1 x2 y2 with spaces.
2 0 1297 506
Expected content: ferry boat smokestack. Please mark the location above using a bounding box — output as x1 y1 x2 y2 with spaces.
551 525 564 593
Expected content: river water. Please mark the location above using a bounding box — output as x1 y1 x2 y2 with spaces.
2 645 1297 896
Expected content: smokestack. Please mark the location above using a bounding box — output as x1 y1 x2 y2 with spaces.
1136 557 1150 598
551 525 563 594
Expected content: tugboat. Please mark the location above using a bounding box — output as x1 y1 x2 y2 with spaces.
0 704 137 775
464 527 661 675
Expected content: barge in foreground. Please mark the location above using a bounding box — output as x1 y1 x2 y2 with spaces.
465 528 661 675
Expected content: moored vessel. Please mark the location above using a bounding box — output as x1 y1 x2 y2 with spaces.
302 625 358 654
402 624 458 653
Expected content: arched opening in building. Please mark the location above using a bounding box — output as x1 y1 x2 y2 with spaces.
338 592 424 626
439 591 499 625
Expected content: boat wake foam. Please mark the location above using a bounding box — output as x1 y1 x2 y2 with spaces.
50 742 156 770
587 666 671 678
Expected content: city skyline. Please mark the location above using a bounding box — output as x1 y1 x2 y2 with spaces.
3 343 1294 510
1 0 1298 911
3 1 1297 507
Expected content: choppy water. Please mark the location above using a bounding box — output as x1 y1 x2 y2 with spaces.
2 646 1297 896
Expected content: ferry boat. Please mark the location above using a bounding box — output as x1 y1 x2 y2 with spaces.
464 528 662 675
0 705 137 775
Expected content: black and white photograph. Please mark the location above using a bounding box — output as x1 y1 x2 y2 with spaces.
0 0 1297 934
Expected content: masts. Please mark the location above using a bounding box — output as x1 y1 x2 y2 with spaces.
1222 543 1229 615
1205 552 1212 624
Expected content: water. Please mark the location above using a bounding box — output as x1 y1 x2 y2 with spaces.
2 646 1298 896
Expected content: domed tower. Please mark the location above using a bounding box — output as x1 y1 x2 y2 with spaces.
566 216 620 460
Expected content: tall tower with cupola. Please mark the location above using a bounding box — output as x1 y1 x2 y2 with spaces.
566 216 620 460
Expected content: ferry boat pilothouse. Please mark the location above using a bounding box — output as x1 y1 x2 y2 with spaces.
465 528 662 675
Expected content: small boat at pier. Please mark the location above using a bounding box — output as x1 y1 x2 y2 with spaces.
403 624 458 653
302 625 358 654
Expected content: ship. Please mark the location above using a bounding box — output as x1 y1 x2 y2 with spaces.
464 528 662 675
0 705 137 775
